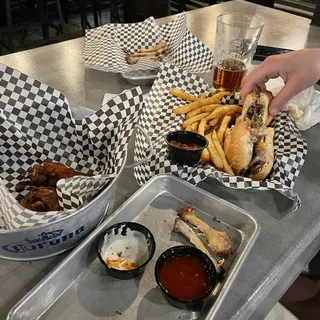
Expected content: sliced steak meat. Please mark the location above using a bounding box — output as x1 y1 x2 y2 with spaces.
246 104 264 128
239 139 267 177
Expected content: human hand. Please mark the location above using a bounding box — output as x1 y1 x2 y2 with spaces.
241 49 320 116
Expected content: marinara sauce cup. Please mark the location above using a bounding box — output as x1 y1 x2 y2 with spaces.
165 131 208 166
154 245 217 311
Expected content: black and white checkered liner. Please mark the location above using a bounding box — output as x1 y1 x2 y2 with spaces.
0 63 143 229
133 63 307 204
83 12 214 74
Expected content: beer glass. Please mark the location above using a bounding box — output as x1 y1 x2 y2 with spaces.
213 13 264 92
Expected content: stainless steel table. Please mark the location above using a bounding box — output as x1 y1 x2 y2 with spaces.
0 1 320 319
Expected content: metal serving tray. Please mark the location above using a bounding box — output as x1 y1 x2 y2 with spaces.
121 69 158 86
7 174 260 320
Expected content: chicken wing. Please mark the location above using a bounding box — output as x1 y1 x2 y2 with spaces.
20 187 60 212
125 42 168 64
17 161 90 212
173 218 225 275
16 161 89 192
28 161 88 187
178 206 232 257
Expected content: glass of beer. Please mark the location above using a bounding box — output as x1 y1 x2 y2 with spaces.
213 13 264 92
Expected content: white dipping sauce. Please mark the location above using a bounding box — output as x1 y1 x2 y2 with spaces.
101 226 149 270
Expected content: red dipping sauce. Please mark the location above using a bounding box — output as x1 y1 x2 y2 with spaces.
170 141 202 150
159 255 211 301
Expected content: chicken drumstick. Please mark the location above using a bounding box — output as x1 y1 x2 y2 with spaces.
173 218 225 275
178 206 231 257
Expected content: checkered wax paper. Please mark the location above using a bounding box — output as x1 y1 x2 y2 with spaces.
83 12 214 74
0 63 144 229
133 63 308 206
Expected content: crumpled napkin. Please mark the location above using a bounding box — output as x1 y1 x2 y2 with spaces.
286 86 320 131
269 86 320 131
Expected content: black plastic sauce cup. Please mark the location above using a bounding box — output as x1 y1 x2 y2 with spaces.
165 131 208 166
155 246 217 311
97 222 156 280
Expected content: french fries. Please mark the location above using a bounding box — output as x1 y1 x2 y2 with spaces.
210 91 232 101
209 117 221 128
206 134 223 170
173 96 220 115
212 131 234 175
198 118 210 162
217 115 232 145
186 104 222 120
206 105 241 122
208 89 231 100
170 88 199 102
182 112 210 129
226 110 241 122
190 122 199 132
201 148 211 163
198 118 207 136
173 100 202 115
170 87 243 176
